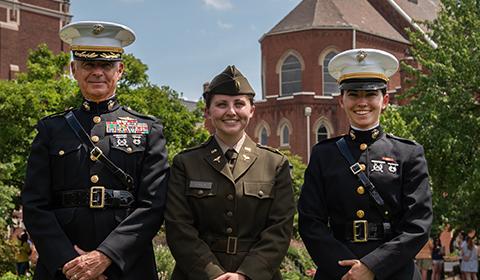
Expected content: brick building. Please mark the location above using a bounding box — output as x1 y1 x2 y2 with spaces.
0 0 72 80
243 0 440 163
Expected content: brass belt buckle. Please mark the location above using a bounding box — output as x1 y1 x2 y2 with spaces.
90 186 105 208
353 220 368 242
226 236 238 255
90 146 103 161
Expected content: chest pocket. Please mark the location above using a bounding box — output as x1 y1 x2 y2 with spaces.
49 143 83 188
109 134 146 154
243 182 274 199
185 181 217 198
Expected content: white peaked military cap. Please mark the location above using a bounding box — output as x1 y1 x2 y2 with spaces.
328 48 399 91
59 21 135 61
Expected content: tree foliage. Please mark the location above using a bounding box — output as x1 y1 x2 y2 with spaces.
402 0 480 229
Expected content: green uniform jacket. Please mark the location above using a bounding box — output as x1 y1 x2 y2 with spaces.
165 136 294 280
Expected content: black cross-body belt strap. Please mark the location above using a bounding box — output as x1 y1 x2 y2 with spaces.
336 137 391 220
64 111 134 191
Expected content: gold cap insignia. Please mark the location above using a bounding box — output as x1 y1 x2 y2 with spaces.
92 24 105 35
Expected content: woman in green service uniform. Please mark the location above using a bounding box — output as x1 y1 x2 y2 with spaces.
165 65 295 280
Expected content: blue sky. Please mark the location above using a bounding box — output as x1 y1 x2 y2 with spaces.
70 0 301 101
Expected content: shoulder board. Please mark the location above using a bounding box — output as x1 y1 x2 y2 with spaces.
178 141 210 154
122 106 157 121
386 133 418 145
317 135 343 145
43 107 74 120
256 144 282 155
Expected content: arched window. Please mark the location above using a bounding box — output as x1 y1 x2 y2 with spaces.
281 124 290 146
323 51 339 96
317 125 328 142
260 127 268 145
281 55 302 96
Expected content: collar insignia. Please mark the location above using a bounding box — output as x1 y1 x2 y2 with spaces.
82 101 91 111
349 129 356 140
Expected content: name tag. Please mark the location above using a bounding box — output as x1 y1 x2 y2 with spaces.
189 181 213 190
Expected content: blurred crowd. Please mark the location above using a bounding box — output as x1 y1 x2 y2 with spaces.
416 224 479 280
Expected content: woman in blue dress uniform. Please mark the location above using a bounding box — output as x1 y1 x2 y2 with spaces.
298 49 432 280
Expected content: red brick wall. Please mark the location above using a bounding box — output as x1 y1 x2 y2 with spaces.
0 1 69 80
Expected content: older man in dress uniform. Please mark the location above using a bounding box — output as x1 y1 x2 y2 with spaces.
298 49 432 280
22 21 168 280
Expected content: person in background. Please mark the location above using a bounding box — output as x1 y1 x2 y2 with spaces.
439 224 453 256
14 231 32 276
165 65 295 280
431 237 444 280
415 238 433 280
460 236 478 280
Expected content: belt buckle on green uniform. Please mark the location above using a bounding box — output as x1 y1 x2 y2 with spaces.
90 186 105 208
226 236 238 254
353 220 368 242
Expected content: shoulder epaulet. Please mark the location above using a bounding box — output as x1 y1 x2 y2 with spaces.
178 141 209 154
317 135 343 145
122 106 157 121
256 144 282 155
386 133 418 145
42 107 74 120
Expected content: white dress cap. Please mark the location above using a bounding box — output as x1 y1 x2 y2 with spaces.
328 48 399 84
59 21 135 61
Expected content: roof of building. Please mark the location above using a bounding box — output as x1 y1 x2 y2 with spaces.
393 0 441 31
180 99 198 112
264 0 439 43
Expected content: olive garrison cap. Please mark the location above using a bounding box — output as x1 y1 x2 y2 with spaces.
59 21 135 61
328 48 399 91
203 65 255 98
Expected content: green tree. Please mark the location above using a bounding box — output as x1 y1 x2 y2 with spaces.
403 0 480 229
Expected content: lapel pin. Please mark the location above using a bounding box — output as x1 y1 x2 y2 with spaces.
213 155 221 163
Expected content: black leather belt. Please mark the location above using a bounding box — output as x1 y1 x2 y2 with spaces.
54 187 135 209
332 221 392 243
203 237 257 255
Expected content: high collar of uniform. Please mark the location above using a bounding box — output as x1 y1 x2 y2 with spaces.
81 96 120 113
348 125 383 144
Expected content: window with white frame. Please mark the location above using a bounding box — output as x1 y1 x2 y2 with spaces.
260 127 268 145
280 124 290 146
317 125 328 142
323 51 339 96
281 55 302 96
